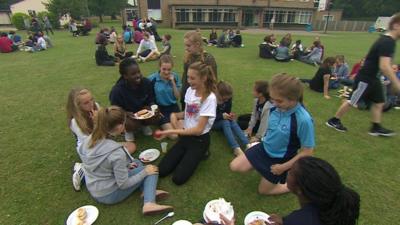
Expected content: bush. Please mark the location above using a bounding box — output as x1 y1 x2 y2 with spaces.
11 13 30 30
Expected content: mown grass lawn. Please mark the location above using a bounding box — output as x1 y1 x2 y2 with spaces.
1 23 400 225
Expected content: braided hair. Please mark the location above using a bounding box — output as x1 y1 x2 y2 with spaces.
294 157 360 225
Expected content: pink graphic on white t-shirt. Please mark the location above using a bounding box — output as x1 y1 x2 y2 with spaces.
186 102 200 118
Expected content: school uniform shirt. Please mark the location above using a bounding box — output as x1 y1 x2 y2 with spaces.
283 204 322 225
358 35 396 82
184 87 217 135
109 77 155 113
309 67 332 93
148 71 182 106
37 37 47 49
215 98 232 122
263 103 315 159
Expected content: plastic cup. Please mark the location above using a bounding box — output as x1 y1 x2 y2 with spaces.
161 142 168 153
151 104 158 113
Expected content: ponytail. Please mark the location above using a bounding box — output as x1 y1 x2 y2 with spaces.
294 157 360 225
188 62 217 102
89 106 126 148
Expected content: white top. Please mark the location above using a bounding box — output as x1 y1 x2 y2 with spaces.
37 37 47 49
109 31 117 43
291 43 304 51
184 87 217 135
136 39 158 55
70 118 88 151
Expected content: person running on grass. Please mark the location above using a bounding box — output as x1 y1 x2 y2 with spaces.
326 13 400 136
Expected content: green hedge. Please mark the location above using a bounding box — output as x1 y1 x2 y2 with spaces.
37 11 60 29
11 13 30 30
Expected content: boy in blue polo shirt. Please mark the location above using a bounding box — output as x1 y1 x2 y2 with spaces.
230 73 315 195
148 55 182 139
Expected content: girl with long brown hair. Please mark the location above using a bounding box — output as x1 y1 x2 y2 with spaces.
181 30 217 109
156 62 217 185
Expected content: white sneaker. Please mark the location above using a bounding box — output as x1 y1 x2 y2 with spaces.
142 126 153 136
73 162 81 172
72 164 84 191
125 132 135 142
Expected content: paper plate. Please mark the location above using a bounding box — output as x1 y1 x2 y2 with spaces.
244 211 270 225
172 220 192 225
133 110 154 120
139 149 160 163
203 199 234 224
66 205 99 225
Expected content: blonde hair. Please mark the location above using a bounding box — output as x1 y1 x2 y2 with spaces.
270 73 303 101
66 87 97 134
188 62 217 102
89 106 126 148
183 31 204 64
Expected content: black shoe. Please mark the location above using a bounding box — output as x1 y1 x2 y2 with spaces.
368 126 396 137
325 118 347 132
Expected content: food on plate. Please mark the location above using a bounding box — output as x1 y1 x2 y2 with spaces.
75 221 88 225
77 208 87 221
204 198 234 223
137 109 149 116
249 219 267 225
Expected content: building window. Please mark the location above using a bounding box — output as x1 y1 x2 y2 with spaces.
147 0 160 9
175 8 237 24
264 9 312 25
323 15 334 21
223 9 235 22
176 9 189 22
192 9 204 22
314 0 320 8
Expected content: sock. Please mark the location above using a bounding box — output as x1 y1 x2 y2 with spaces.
372 122 380 129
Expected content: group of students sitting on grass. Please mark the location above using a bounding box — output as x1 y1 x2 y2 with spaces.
0 30 52 53
66 29 360 224
259 34 324 65
94 26 172 66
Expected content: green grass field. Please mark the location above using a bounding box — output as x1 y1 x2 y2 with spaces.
1 24 400 225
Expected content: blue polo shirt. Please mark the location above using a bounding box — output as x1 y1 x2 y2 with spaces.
263 103 315 158
148 71 182 106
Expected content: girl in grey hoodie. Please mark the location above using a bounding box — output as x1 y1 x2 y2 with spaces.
79 106 173 215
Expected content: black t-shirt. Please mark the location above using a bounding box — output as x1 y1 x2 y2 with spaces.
256 100 266 118
283 204 322 225
358 35 396 81
310 67 332 92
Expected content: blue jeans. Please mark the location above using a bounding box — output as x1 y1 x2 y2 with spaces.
94 159 157 204
213 119 249 149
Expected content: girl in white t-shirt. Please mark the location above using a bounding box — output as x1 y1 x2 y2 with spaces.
157 62 217 185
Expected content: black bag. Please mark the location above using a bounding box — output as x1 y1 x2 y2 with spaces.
237 114 251 130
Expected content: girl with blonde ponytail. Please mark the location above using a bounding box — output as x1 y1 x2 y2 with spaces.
157 61 218 185
181 30 218 109
79 106 173 214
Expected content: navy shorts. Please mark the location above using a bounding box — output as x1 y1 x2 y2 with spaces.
159 104 180 125
245 143 291 184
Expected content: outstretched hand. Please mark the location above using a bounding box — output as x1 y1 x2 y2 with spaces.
266 214 283 225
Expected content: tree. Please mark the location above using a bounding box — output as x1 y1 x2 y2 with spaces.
88 0 126 22
333 0 400 19
45 0 88 19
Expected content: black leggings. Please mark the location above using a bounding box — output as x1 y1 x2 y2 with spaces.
158 133 210 185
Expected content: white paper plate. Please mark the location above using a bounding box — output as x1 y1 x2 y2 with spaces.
203 199 234 224
244 211 270 225
66 205 99 225
172 220 192 225
139 149 160 163
133 110 154 120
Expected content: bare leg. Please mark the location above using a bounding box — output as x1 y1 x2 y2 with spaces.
161 123 178 140
230 153 253 172
258 178 289 195
371 103 384 123
335 100 352 119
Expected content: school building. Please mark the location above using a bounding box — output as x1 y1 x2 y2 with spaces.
128 0 342 29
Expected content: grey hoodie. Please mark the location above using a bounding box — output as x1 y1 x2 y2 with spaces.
78 136 148 198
